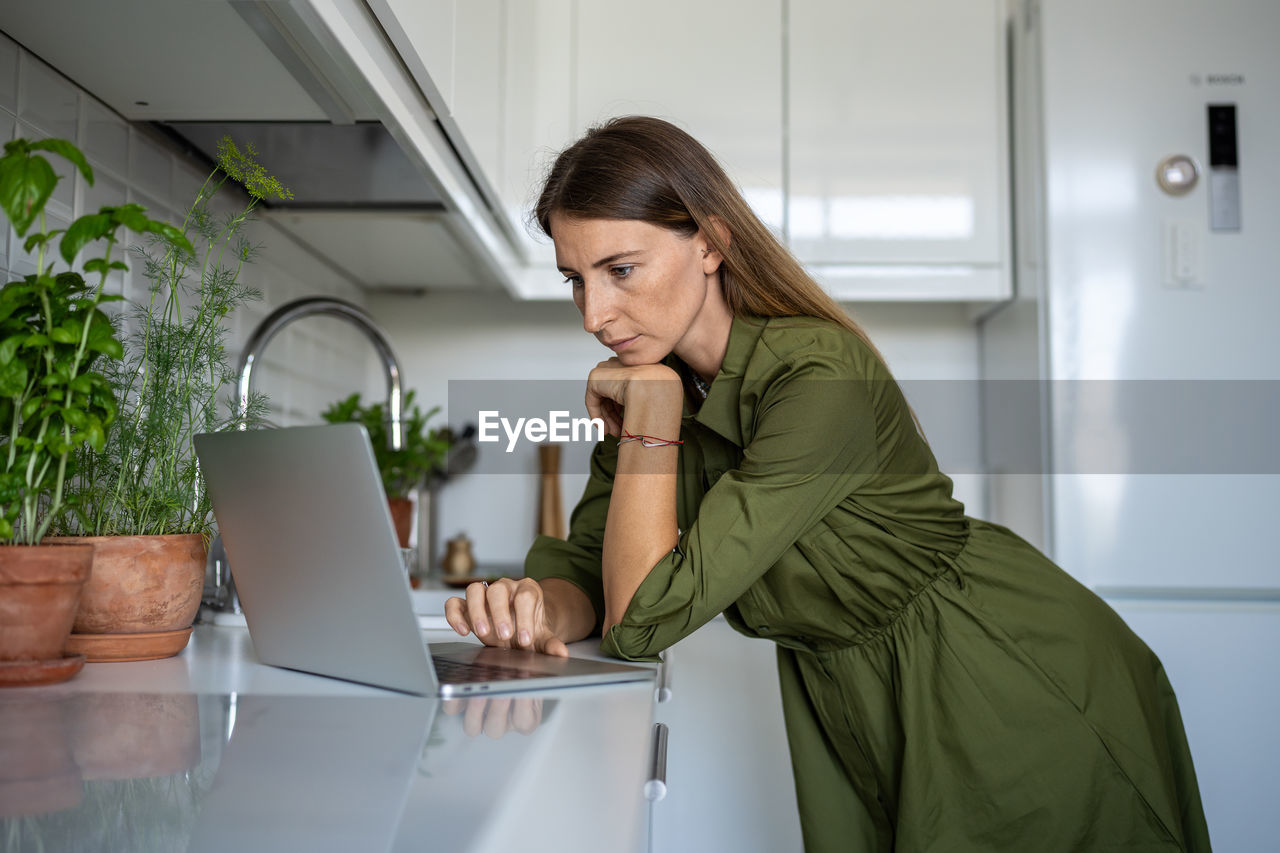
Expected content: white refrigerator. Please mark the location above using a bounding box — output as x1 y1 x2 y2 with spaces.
981 1 1280 850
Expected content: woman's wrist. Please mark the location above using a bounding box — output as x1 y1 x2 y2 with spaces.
620 365 683 439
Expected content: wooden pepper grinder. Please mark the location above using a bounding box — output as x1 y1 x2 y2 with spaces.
441 533 476 578
538 444 565 540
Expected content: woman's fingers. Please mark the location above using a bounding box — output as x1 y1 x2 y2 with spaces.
443 596 470 636
510 579 542 649
485 581 515 644
450 577 568 657
464 582 496 644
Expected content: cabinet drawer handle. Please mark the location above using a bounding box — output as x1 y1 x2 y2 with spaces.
644 723 668 801
654 650 672 703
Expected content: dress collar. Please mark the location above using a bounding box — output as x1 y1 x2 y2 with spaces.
666 315 769 448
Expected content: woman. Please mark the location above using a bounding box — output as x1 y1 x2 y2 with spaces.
444 117 1211 852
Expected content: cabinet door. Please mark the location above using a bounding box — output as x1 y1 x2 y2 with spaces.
501 0 576 268
367 0 456 112
650 618 802 852
788 0 1007 268
453 1 505 188
574 0 785 234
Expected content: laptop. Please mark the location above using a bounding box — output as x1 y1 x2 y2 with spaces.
194 424 654 696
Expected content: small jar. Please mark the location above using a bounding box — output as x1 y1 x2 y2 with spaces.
441 533 476 578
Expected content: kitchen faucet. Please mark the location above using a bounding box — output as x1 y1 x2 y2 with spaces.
235 296 404 449
204 297 406 616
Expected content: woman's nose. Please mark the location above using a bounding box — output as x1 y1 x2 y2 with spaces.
579 281 612 334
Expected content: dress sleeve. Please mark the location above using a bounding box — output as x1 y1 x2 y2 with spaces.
600 356 878 661
523 436 619 635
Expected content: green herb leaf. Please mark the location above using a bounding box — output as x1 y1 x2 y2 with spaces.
87 336 124 359
85 420 106 452
63 407 88 429
28 138 94 185
60 211 114 265
146 220 195 257
110 203 149 232
23 229 63 254
0 359 26 396
49 325 78 344
0 335 18 365
0 150 58 237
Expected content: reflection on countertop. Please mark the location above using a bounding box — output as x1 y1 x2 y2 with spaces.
0 626 654 853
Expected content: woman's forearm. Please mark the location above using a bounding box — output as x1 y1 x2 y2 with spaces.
601 380 683 633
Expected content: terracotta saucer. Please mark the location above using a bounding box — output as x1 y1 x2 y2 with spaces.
64 627 193 663
0 654 87 688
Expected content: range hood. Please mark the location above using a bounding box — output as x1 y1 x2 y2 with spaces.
0 0 521 294
159 120 497 291
163 120 444 210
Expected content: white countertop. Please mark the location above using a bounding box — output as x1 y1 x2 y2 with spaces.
0 624 659 852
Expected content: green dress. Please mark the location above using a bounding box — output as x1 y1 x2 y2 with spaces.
524 315 1211 852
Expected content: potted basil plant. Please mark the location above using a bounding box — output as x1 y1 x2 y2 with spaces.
0 137 183 680
321 390 452 548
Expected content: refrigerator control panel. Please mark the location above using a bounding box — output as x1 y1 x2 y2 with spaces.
1207 103 1241 231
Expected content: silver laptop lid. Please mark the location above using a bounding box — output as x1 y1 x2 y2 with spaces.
196 424 438 694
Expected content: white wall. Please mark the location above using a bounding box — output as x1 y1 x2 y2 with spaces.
0 32 378 429
369 291 986 567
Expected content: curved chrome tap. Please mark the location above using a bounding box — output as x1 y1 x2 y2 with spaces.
206 297 407 618
235 297 404 449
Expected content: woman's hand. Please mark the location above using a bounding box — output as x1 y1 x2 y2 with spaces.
585 359 682 437
444 577 570 657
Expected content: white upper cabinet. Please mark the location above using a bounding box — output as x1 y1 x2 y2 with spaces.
364 0 1011 301
787 0 1010 299
498 0 576 270
573 0 785 235
452 2 505 191
366 0 457 112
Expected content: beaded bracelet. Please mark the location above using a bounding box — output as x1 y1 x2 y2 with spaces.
619 429 683 448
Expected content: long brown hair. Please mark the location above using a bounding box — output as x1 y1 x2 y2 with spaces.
533 115 923 435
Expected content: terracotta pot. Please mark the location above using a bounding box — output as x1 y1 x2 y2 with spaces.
70 693 201 780
0 544 92 662
388 496 413 548
47 534 206 634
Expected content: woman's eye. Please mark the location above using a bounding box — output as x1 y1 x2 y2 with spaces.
611 265 635 279
563 275 583 288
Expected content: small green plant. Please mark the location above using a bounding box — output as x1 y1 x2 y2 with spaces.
0 138 188 545
59 138 290 537
321 390 451 498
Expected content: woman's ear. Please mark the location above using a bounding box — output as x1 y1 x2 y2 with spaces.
700 216 731 274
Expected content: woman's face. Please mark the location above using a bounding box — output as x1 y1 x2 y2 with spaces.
551 215 724 366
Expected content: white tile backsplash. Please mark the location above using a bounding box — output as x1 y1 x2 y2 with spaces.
81 98 129 179
128 128 173 201
0 35 16 114
17 50 77 141
0 36 378 427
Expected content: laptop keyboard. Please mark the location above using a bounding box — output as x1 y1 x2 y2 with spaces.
431 655 543 684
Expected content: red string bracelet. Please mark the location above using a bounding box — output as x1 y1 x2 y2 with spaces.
619 429 683 448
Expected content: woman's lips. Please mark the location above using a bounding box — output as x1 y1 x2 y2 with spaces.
605 335 638 352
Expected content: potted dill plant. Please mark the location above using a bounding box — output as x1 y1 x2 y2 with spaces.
0 138 178 683
320 390 451 549
51 138 289 662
